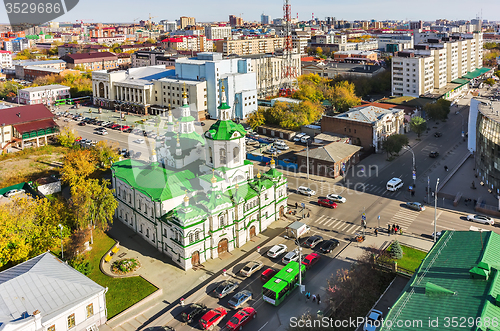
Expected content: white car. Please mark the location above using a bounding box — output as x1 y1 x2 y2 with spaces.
97 130 108 135
274 141 289 150
363 309 383 331
466 214 494 226
326 194 346 203
293 133 305 142
297 186 316 196
282 249 300 264
3 189 25 197
267 244 288 258
133 139 145 144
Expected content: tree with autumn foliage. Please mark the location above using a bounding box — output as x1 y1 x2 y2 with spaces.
0 196 71 268
325 80 361 113
32 71 92 97
58 125 76 148
247 107 266 129
293 73 328 102
60 149 97 186
92 140 120 169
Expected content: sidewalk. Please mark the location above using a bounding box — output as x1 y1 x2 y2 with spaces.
270 231 434 331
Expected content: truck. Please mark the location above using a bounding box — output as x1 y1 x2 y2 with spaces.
286 221 311 239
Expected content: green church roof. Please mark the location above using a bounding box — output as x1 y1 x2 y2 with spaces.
112 159 196 201
205 120 247 141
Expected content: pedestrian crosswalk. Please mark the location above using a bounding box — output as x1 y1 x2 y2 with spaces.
311 215 364 234
348 183 402 197
385 208 420 232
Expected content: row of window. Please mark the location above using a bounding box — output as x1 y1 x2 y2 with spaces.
47 304 94 331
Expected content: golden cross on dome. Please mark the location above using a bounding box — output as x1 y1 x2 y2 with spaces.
182 83 187 98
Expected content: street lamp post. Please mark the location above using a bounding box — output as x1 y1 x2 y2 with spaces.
58 224 64 259
456 111 465 138
290 229 303 293
433 178 440 243
404 145 416 187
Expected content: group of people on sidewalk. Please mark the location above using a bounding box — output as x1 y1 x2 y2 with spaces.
388 224 403 235
305 292 321 304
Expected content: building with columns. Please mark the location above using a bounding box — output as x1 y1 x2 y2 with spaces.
111 88 288 270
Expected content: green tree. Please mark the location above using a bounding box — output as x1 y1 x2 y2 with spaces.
390 240 403 259
60 149 97 186
410 116 427 138
247 107 266 129
485 78 495 86
58 125 76 147
383 134 409 157
325 80 361 113
92 140 120 168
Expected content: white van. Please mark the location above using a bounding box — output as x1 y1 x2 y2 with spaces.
293 133 305 142
300 135 311 143
386 178 404 191
274 141 289 150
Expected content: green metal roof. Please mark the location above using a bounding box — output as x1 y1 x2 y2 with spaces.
462 67 492 79
451 78 470 85
265 167 283 178
381 231 500 331
112 159 196 201
205 120 247 141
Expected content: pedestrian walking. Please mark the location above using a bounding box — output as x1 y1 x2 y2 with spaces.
388 224 391 235
295 202 298 209
312 294 316 303
374 228 378 237
393 224 396 234
305 292 310 302
307 212 310 218
317 294 321 304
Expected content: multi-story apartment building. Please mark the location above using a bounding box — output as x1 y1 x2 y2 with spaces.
57 43 110 57
164 21 177 32
392 33 484 98
229 15 243 27
19 84 70 105
131 50 180 68
14 60 66 80
62 52 120 71
242 53 301 98
180 16 196 29
0 50 12 68
205 26 232 40
161 35 211 52
261 14 271 25
215 37 285 56
3 38 29 52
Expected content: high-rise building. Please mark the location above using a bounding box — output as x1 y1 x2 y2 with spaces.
261 14 271 25
205 25 232 40
180 16 196 29
164 21 177 32
229 15 243 27
391 32 484 98
409 20 423 30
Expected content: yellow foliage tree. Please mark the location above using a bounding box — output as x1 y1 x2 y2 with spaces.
58 125 76 147
61 149 97 186
92 140 120 169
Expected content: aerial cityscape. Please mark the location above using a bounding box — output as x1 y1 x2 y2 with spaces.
1 2 500 331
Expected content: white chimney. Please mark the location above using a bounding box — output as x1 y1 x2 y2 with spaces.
33 310 42 330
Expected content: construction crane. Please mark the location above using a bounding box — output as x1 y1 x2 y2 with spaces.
133 17 140 25
148 13 158 30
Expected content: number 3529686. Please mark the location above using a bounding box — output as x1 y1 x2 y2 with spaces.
5 2 62 14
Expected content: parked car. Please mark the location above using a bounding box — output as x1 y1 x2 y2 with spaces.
267 244 287 258
318 199 337 209
274 141 289 150
434 132 442 137
228 290 252 309
226 307 257 331
297 186 316 196
260 268 277 282
78 122 86 126
319 239 339 254
181 303 207 323
239 261 263 277
213 280 239 298
466 214 494 225
111 124 120 129
97 129 108 135
4 188 25 198
133 139 145 144
264 147 279 155
429 151 440 158
302 253 320 269
406 202 425 211
363 309 383 331
119 125 130 131
293 133 306 142
303 235 323 248
199 307 227 330
282 249 300 264
326 194 346 203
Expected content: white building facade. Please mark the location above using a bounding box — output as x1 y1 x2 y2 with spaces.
19 84 71 105
205 26 232 40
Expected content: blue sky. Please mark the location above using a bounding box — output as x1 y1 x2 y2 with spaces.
1 0 499 25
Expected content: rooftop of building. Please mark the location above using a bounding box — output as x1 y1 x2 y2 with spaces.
477 97 500 122
20 84 70 92
14 59 65 66
0 104 54 126
296 141 362 162
333 105 403 124
380 230 500 331
0 252 106 327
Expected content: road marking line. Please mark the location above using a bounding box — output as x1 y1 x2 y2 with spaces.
258 322 269 331
316 215 327 224
345 224 357 233
339 223 350 231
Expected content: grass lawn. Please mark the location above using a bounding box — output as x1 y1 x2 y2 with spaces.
396 244 428 272
87 229 158 318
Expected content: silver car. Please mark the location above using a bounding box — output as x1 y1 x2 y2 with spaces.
282 249 300 264
466 214 494 225
239 261 263 277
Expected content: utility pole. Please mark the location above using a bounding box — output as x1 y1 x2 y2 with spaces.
427 176 430 205
306 141 310 180
58 224 64 259
291 229 303 293
433 178 440 243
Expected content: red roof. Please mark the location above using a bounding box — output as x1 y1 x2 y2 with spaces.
0 104 54 126
14 118 58 133
0 50 12 54
64 52 118 63
162 37 183 42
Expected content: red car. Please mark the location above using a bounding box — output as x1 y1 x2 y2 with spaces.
226 307 257 331
111 124 120 129
199 307 227 330
302 253 320 269
119 125 130 131
260 268 277 282
74 137 82 142
318 199 337 209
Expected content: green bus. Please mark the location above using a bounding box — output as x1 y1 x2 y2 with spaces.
262 261 306 306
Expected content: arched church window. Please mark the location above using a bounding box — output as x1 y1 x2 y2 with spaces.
208 147 213 164
233 146 240 163
220 148 226 164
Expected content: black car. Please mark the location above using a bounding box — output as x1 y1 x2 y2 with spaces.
429 151 439 158
320 239 339 253
434 132 442 137
303 235 323 248
181 303 207 323
78 122 86 126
